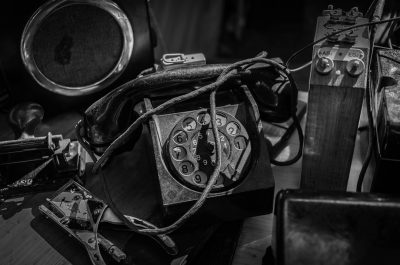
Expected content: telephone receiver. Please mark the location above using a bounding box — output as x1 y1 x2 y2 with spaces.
83 58 297 155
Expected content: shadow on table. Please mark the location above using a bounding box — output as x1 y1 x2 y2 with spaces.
0 192 49 220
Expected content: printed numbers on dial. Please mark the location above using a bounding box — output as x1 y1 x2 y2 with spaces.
216 114 227 127
197 113 210 125
166 110 251 192
173 131 188 144
226 122 239 136
172 146 187 161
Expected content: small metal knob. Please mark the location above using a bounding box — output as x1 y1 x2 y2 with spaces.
346 59 365 76
316 57 334 75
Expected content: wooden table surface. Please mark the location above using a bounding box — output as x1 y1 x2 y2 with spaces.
0 91 368 265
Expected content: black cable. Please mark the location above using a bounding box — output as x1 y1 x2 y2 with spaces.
286 16 400 67
376 18 393 44
376 9 400 46
270 114 303 166
366 0 379 19
356 66 374 191
386 17 397 48
373 44 392 49
356 93 374 192
356 33 375 192
392 43 400 49
356 3 383 192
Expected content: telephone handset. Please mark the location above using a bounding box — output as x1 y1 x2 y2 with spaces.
83 63 230 155
83 57 296 156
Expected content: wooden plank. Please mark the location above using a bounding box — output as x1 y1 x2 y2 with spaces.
300 12 370 191
301 85 364 190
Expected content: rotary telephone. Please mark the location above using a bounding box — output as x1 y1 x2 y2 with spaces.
144 84 273 221
78 52 297 234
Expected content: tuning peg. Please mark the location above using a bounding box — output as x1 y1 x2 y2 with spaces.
8 102 44 139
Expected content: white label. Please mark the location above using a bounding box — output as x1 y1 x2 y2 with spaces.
317 47 364 61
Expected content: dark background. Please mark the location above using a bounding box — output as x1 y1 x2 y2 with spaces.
1 0 397 108
149 0 375 92
151 0 373 65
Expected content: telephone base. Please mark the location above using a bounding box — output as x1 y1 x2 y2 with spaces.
146 86 275 221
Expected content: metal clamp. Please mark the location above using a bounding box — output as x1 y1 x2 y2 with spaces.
161 53 206 69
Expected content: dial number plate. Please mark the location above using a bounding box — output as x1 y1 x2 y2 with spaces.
166 110 251 192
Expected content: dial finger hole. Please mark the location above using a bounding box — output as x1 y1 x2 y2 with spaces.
197 112 210 126
226 122 240 136
182 117 197 132
192 171 207 185
173 130 188 144
234 136 247 150
179 161 194 176
171 146 187 161
216 113 227 127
